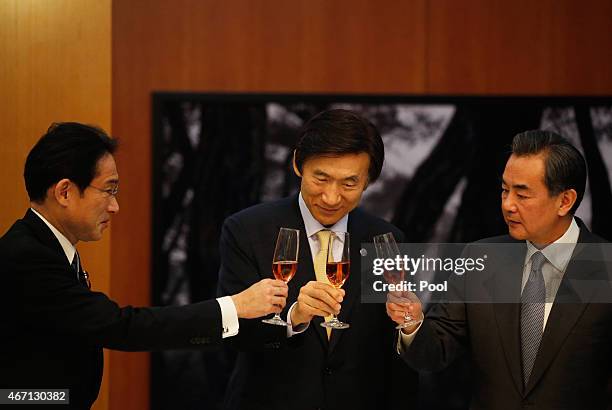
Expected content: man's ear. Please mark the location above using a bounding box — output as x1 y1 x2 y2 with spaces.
53 179 73 207
292 150 302 177
557 188 577 217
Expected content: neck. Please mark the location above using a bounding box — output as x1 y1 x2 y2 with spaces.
533 215 573 249
30 202 79 245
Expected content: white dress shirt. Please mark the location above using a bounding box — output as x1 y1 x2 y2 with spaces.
31 208 239 338
398 217 580 350
285 194 349 336
521 218 579 330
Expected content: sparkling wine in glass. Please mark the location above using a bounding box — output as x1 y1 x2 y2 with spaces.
373 232 420 329
321 231 350 330
262 227 299 326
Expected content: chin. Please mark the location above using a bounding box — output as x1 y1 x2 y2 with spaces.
316 214 341 227
89 231 104 241
507 227 527 241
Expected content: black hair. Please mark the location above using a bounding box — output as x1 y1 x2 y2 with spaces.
24 122 118 202
294 109 384 183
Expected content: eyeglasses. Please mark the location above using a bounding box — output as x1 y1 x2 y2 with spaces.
88 184 119 198
78 270 91 290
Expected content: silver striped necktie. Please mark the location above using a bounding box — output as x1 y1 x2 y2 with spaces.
520 251 547 386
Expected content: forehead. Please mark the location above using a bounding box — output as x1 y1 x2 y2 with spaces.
94 153 119 181
303 153 370 176
503 153 546 187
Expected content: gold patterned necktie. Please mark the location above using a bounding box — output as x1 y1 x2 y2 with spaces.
315 230 333 338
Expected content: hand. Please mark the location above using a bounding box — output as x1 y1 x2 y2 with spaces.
386 291 423 334
290 281 345 326
231 278 288 319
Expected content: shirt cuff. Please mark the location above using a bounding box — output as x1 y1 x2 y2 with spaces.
286 302 309 337
396 320 423 354
217 296 239 338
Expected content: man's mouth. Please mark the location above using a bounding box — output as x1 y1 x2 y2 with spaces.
318 206 341 214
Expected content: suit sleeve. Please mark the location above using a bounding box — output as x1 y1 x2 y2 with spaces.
216 214 287 351
368 223 418 410
18 246 223 351
400 246 469 372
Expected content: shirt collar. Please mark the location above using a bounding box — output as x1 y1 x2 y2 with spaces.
298 193 348 238
525 217 580 273
30 208 76 265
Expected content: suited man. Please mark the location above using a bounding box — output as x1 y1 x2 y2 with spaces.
387 130 612 409
217 109 417 410
0 122 288 409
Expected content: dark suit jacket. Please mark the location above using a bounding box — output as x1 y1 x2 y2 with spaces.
0 210 223 409
402 220 612 410
217 196 417 410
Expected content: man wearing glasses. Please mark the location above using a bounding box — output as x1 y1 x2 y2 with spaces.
0 122 288 409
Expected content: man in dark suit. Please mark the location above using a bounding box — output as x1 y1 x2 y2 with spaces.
0 122 288 409
218 109 416 410
387 130 612 409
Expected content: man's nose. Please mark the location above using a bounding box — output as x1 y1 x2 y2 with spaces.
108 196 119 214
321 184 341 207
501 193 516 213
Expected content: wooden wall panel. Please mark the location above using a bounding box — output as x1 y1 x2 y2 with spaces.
547 0 612 93
0 1 112 410
111 1 426 409
426 0 612 94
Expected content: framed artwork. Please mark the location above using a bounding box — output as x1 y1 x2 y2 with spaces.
151 93 612 410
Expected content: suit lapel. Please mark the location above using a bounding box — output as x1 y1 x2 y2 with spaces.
22 209 93 291
524 234 600 395
491 241 526 396
492 225 602 396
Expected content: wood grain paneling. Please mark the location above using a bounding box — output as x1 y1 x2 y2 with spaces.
426 0 612 94
0 1 112 409
547 0 612 93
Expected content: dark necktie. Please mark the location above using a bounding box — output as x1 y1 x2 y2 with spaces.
71 251 80 275
521 251 546 386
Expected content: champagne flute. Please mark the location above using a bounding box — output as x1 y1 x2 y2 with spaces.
321 231 350 330
373 232 420 329
262 227 299 326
